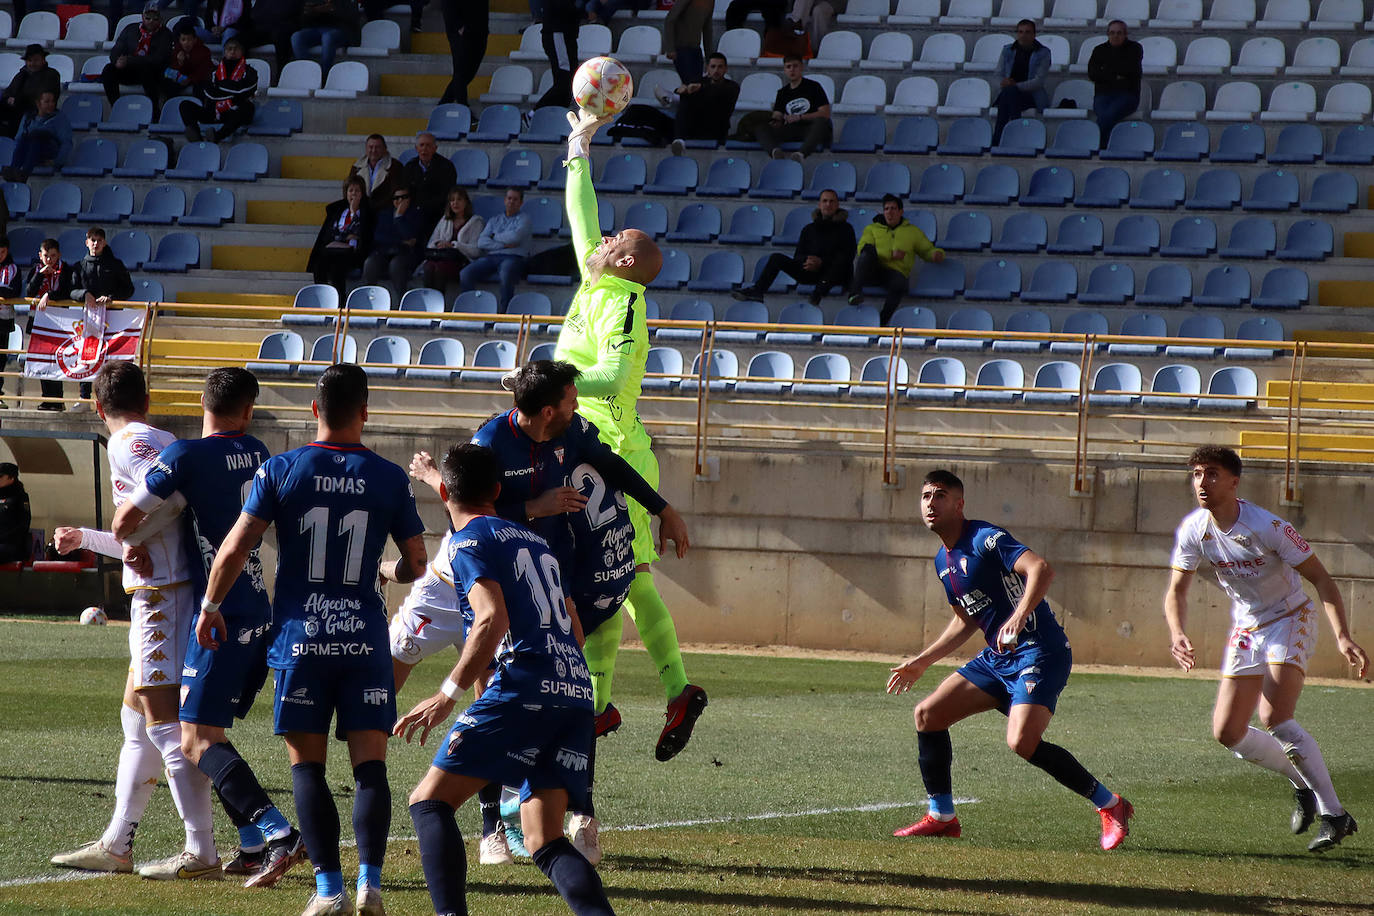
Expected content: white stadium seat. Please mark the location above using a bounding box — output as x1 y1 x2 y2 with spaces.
1205 81 1262 121
861 32 914 70
1315 82 1372 122
1260 82 1316 122
912 33 966 71
885 75 939 114
1232 37 1285 77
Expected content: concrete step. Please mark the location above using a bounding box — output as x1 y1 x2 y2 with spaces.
210 245 311 273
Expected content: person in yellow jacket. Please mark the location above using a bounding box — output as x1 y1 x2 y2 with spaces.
554 109 710 766
848 193 945 323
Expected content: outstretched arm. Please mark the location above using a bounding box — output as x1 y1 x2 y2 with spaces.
1163 567 1196 671
887 613 979 693
564 110 616 268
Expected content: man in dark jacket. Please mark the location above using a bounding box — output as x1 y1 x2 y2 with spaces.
732 189 854 305
26 237 76 410
667 52 740 151
180 36 258 141
0 462 31 564
0 44 61 139
1088 20 1143 148
158 21 214 111
290 0 362 74
102 3 174 106
68 227 135 410
403 131 458 238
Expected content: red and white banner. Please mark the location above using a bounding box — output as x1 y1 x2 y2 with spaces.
23 304 144 381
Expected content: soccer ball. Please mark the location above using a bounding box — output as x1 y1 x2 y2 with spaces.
79 606 108 626
572 57 633 118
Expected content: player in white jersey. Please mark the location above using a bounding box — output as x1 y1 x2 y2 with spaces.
1164 445 1368 852
50 362 219 879
389 528 466 688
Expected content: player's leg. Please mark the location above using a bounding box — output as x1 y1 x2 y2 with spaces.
524 790 614 915
409 768 490 916
1213 674 1306 785
345 730 392 915
583 610 623 720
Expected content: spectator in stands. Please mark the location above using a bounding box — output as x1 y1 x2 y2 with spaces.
752 55 832 161
404 131 458 237
0 463 31 563
421 187 485 292
158 21 214 110
725 0 787 31
102 3 174 106
4 90 72 180
732 189 853 305
247 0 304 76
586 0 651 23
0 45 61 140
25 238 76 411
180 35 257 141
205 0 255 47
363 184 424 291
1089 20 1143 149
0 237 18 409
991 19 1051 146
532 0 581 109
291 0 363 76
848 194 944 324
348 134 402 212
663 0 714 89
438 0 488 106
662 53 740 153
361 0 426 34
308 175 374 298
459 187 531 311
788 0 846 50
69 227 135 411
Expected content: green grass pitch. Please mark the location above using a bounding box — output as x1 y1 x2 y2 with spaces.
0 618 1370 915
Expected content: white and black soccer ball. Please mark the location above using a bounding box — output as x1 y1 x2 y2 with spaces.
79 606 108 626
572 56 633 118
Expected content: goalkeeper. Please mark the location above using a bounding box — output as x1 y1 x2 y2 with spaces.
554 109 708 762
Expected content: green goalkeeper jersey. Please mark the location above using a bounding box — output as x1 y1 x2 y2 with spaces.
554 155 652 454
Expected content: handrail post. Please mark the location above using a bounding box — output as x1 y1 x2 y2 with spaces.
693 320 715 479
333 304 350 363
1072 334 1095 494
882 330 903 486
1283 342 1306 504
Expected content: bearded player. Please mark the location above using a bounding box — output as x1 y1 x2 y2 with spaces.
554 109 707 761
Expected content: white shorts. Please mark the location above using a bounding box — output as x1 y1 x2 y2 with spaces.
1222 603 1318 677
128 582 193 689
389 603 466 666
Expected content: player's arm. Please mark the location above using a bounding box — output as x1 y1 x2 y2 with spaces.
566 595 586 648
886 612 980 694
994 549 1054 650
570 311 637 399
1294 554 1370 677
386 533 428 585
111 484 187 545
394 576 511 745
581 434 690 557
53 525 122 559
1163 566 1196 671
408 450 443 497
564 110 616 268
197 511 270 650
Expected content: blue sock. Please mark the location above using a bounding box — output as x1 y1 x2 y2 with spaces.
291 762 341 875
255 806 293 843
928 793 956 818
352 760 391 883
315 869 345 899
477 783 502 837
531 837 614 916
1090 783 1116 809
357 863 382 893
237 824 265 853
410 799 467 916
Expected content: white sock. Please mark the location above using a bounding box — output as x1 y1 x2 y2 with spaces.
1270 719 1343 817
145 720 216 862
101 704 161 856
1227 726 1305 786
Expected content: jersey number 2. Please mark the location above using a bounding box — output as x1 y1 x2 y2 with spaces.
300 506 369 584
514 547 572 634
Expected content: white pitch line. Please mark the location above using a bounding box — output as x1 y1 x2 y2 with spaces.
0 799 978 889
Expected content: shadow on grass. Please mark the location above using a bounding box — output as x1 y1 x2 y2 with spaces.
466 878 921 912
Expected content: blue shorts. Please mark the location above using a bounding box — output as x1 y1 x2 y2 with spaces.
572 590 629 637
432 693 593 811
957 641 1072 715
272 657 397 739
180 617 272 728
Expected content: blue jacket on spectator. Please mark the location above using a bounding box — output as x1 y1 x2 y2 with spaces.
16 108 72 167
995 40 1051 111
477 212 533 259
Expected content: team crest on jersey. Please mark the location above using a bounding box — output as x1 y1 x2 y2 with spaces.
1282 524 1309 552
555 447 565 463
959 557 968 574
128 439 161 463
334 454 345 464
1232 535 1251 547
304 618 320 637
1024 680 1037 693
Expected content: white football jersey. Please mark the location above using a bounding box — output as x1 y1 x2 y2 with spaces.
398 530 462 620
109 421 189 590
1170 499 1314 629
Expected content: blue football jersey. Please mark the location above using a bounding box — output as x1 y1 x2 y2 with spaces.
449 515 593 710
934 519 1068 650
566 460 635 605
141 431 271 622
243 441 425 669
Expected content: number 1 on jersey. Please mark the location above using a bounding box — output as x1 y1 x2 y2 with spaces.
300 506 370 585
514 547 572 633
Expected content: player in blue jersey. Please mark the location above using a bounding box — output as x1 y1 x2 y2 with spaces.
202 364 428 916
397 442 615 916
887 469 1133 851
112 368 305 888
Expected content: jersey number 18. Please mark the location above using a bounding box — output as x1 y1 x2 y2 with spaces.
514 547 572 634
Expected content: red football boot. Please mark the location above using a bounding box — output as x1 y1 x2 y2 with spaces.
893 815 961 838
1099 796 1134 851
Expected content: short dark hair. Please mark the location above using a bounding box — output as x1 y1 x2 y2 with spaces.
1017 17 1036 29
316 363 368 428
881 193 902 207
708 52 727 65
440 443 502 505
783 53 804 65
203 367 259 417
41 237 59 253
93 361 147 418
223 36 244 51
923 469 964 492
365 132 386 145
510 359 580 416
342 175 367 197
505 186 525 201
1188 445 1242 477
86 226 106 241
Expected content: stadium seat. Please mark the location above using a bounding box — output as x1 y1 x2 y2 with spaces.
855 161 911 201
521 196 562 238
161 141 219 181
213 142 268 181
1195 265 1251 307
1167 313 1226 358
55 11 109 50
1154 87 1207 128
1043 80 1093 121
1199 366 1257 410
890 0 940 23
912 33 966 71
0 181 27 218
911 163 964 204
1045 120 1098 159
1184 168 1242 210
787 353 849 397
60 138 116 177
937 307 995 350
1252 266 1309 309
577 23 612 58
941 0 993 24
28 181 81 221
1144 363 1201 409
1045 0 1094 25
965 259 1020 301
56 228 88 260
689 252 745 293
1020 261 1077 302
248 100 304 136
1048 213 1104 254
1021 166 1074 206
1261 82 1316 122
1287 36 1340 76
1104 214 1161 256
992 309 1052 353
1325 124 1374 165
1129 168 1185 209
1069 34 1105 74
360 335 410 378
387 288 445 329
991 118 1046 157
459 339 517 383
1314 83 1371 124
648 249 690 289
802 161 857 200
1302 172 1358 213
1312 0 1362 29
765 301 825 344
748 160 803 200
426 103 471 141
1050 310 1109 354
500 292 555 334
667 203 722 242
128 277 163 303
736 351 795 395
469 107 521 146
849 354 908 399
909 356 967 401
644 156 699 196
352 18 400 57
282 284 339 328
1207 82 1262 122
886 79 939 119
1139 35 1177 75
316 61 369 99
1089 362 1143 407
631 69 682 107
734 72 782 113
110 141 166 179
717 28 762 63
299 333 358 376
1224 315 1285 360
1276 219 1333 261
698 157 751 197
641 346 684 392
1179 36 1231 75
963 165 1018 207
884 305 938 349
248 331 305 376
715 300 770 344
1079 262 1135 304
443 149 488 188
1219 217 1278 259
519 107 571 144
912 260 966 298
266 59 321 99
77 184 133 223
681 348 740 393
11 10 59 45
60 96 104 131
1257 0 1309 29
1100 121 1155 160
1160 216 1218 257
1210 123 1266 162
1023 360 1080 405
1110 313 1168 356
1341 37 1374 75
487 150 542 189
887 114 939 152
831 115 886 154
991 212 1048 253
936 78 991 116
1233 36 1285 76
96 95 153 132
720 206 775 245
937 118 993 156
620 202 668 239
1136 263 1193 306
657 299 715 341
963 358 1022 403
1242 170 1299 211
613 24 663 62
833 75 887 114
143 232 199 272
479 65 533 104
858 32 913 73
589 153 644 194
130 186 186 225
108 230 151 269
439 290 499 332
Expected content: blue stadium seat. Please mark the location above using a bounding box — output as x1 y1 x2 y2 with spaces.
1 181 29 218
831 114 886 153
911 163 965 203
793 353 852 397
1129 169 1185 209
1302 171 1358 213
1199 366 1257 410
991 117 1046 156
1195 264 1251 307
749 159 803 199
1090 362 1143 407
459 339 517 383
964 164 1019 205
937 117 992 156
963 358 1021 403
765 301 825 344
716 300 770 343
406 337 464 381
802 160 857 200
129 278 164 303
388 288 445 329
522 196 562 237
908 356 967 401
165 141 220 180
649 248 690 289
1050 310 1109 354
143 232 199 272
940 211 992 251
1268 123 1323 165
1326 124 1374 165
500 292 554 334
1253 266 1309 309
283 284 339 327
642 346 684 392
1154 121 1210 161
1184 168 1241 210
77 184 133 223
248 99 304 136
179 187 234 227
1047 214 1103 254
936 306 994 350
60 138 116 176
28 181 81 221
597 153 647 193
213 142 268 181
1074 167 1130 207
1024 360 1081 405
688 252 745 292
1166 313 1225 358
906 208 937 241
1144 364 1201 409
992 309 1052 353
991 212 1047 252
248 331 305 376
698 157 751 196
469 104 522 142
1161 216 1218 257
822 305 882 347
888 116 939 154
851 354 908 399
57 228 89 260
1211 123 1266 162
97 95 153 131
130 186 186 225
680 349 740 394
1020 261 1078 303
361 335 411 378
736 351 795 394
1219 217 1277 258
1276 219 1333 260
439 289 499 332
108 230 151 269
622 201 669 238
1100 121 1155 160
965 259 1021 301
644 156 699 196
911 260 965 298
1104 214 1161 256
1021 166 1074 206
666 203 722 242
1110 313 1167 356
556 198 612 240
61 96 104 131
537 159 567 190
856 161 911 201
720 205 775 245
1225 315 1285 360
1046 120 1099 159
426 103 472 140
487 150 542 188
1136 264 1193 306
886 305 938 347
112 141 167 179
1079 262 1135 304
519 106 571 143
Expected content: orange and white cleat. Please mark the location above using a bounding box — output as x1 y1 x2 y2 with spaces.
1098 796 1134 851
893 815 961 838
655 685 707 762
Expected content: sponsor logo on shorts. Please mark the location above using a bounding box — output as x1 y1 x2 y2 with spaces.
148 670 168 683
447 732 463 754
540 680 593 700
237 629 253 645
456 713 477 727
362 688 389 706
149 649 168 662
507 747 539 766
396 636 422 660
1282 524 1309 553
150 629 167 642
556 748 589 772
1023 681 1037 694
282 687 314 707
148 611 167 622
182 666 197 678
